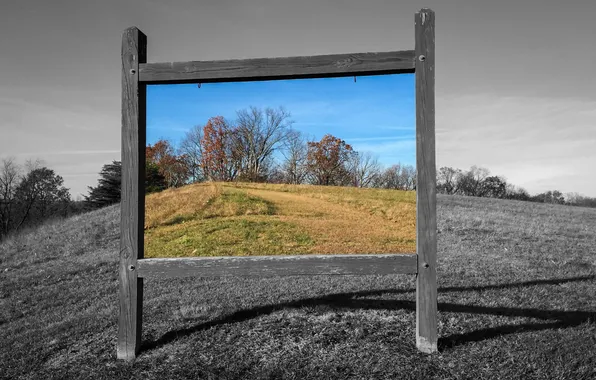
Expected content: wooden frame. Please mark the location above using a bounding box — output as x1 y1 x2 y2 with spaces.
118 8 436 360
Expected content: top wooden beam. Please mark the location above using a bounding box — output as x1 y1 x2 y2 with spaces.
138 50 416 84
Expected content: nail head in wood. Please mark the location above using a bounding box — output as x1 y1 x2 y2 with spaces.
130 69 136 75
418 55 426 62
423 263 429 268
129 265 135 271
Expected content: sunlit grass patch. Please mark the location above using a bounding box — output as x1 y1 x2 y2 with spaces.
144 181 417 257
145 217 314 257
145 182 221 229
223 181 416 229
202 188 276 218
145 183 276 230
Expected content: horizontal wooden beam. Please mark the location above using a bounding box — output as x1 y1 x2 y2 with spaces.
136 254 418 278
138 50 416 84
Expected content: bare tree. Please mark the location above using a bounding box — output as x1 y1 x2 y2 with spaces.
436 166 462 194
349 151 381 188
402 165 416 190
234 106 294 182
378 163 416 190
457 166 490 196
179 124 204 183
0 157 21 238
280 129 309 184
565 192 596 208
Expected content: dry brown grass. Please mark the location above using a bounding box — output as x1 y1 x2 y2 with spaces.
143 181 416 257
243 187 415 254
226 181 415 224
144 182 221 229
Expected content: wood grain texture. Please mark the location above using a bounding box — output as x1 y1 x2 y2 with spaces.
136 254 418 278
415 8 438 354
138 50 416 84
118 26 146 361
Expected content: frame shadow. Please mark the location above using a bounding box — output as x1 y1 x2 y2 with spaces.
141 274 596 353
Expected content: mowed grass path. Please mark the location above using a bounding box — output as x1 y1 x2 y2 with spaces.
144 182 416 257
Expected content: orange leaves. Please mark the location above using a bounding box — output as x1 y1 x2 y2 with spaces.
306 134 355 186
200 116 236 181
146 139 189 188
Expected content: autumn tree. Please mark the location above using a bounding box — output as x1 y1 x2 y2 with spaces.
234 106 294 182
199 116 240 181
306 134 355 186
84 161 121 209
146 139 190 188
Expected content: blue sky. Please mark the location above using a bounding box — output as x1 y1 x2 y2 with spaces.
147 74 415 167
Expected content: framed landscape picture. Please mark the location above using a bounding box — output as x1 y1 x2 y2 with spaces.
143 74 416 259
119 8 435 359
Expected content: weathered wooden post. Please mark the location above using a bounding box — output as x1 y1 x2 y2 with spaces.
118 26 147 360
414 8 438 353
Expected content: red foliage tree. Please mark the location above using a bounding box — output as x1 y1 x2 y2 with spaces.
199 116 240 181
306 134 355 186
146 139 189 188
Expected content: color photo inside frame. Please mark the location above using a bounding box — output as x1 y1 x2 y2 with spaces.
144 74 415 258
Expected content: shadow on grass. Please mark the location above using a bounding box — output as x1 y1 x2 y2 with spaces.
141 275 596 353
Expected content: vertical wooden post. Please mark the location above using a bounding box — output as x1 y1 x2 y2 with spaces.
415 8 438 354
118 27 147 361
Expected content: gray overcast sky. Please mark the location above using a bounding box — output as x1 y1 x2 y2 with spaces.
1 0 595 198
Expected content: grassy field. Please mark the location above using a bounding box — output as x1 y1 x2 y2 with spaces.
1 188 595 379
144 182 416 257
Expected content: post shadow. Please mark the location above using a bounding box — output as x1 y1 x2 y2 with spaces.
141 275 596 353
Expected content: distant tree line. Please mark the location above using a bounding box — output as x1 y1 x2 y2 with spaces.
81 105 596 211
135 106 417 193
436 165 596 207
0 158 83 241
6 104 591 243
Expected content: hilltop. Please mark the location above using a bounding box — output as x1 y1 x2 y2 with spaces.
1 189 595 379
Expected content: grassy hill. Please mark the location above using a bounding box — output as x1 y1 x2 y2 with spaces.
144 182 416 257
1 187 595 379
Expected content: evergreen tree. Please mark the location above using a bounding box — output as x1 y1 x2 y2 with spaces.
145 161 167 193
84 161 121 209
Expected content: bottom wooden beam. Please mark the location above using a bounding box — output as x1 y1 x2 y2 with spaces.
136 254 418 278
